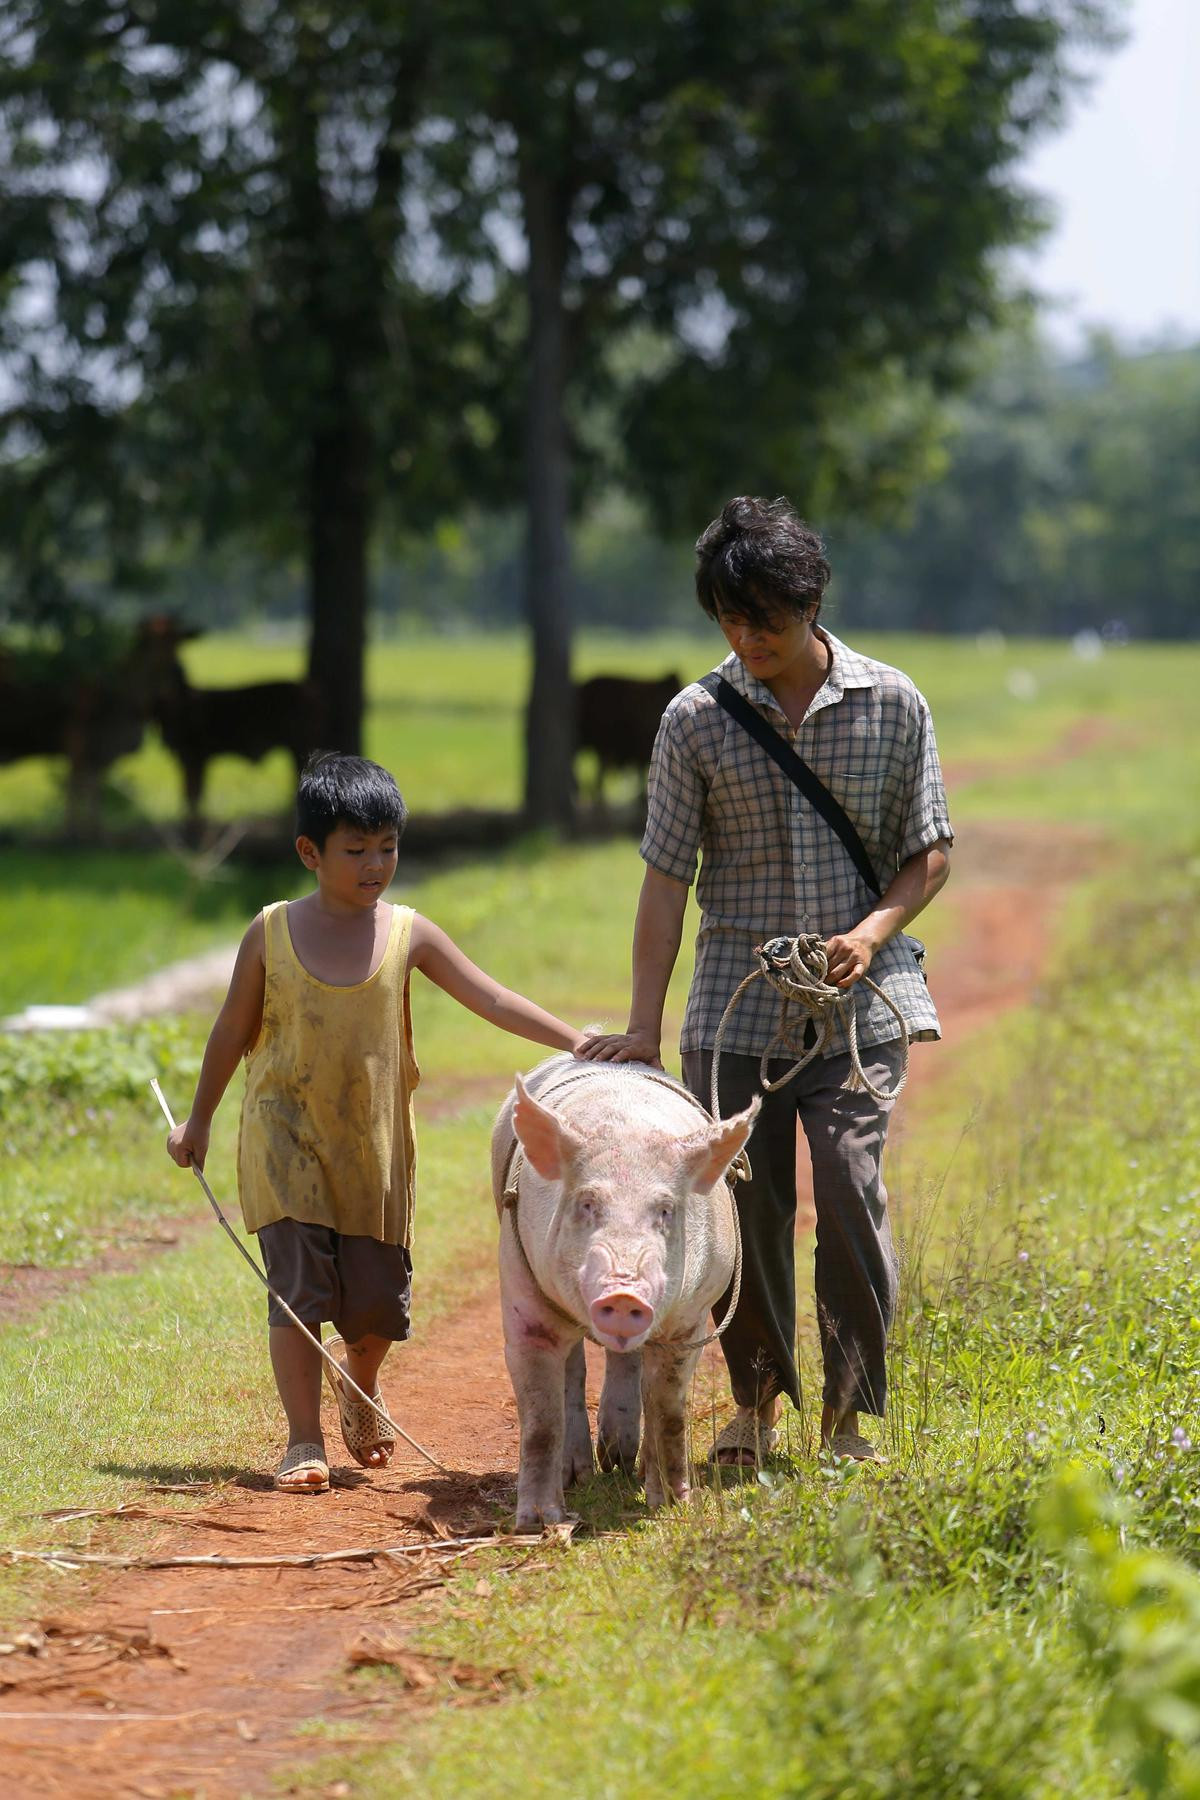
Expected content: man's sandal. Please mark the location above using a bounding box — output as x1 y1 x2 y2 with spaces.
274 1442 329 1493
322 1333 396 1467
707 1413 779 1468
823 1429 885 1464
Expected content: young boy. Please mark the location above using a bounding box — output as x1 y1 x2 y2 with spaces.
167 751 583 1494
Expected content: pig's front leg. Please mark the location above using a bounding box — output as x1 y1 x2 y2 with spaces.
640 1342 701 1510
505 1327 575 1530
562 1340 594 1487
501 1282 582 1529
500 1214 582 1530
597 1348 642 1474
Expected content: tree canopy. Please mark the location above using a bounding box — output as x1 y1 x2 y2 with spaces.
0 0 1118 817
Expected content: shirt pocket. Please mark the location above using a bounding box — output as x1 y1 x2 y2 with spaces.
804 697 879 821
803 758 882 844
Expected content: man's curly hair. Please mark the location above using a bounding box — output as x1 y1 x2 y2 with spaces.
695 496 831 628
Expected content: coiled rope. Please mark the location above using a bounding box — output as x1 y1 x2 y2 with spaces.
711 934 910 1120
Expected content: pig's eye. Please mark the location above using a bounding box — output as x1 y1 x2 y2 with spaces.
574 1193 597 1223
656 1203 675 1231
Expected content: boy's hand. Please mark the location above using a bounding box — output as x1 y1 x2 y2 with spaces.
168 1118 209 1171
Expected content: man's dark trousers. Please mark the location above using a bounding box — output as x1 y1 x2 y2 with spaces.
682 1038 904 1419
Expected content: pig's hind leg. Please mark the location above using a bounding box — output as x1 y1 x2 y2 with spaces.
597 1349 642 1474
562 1340 595 1487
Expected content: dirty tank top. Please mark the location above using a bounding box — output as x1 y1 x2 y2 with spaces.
237 901 419 1246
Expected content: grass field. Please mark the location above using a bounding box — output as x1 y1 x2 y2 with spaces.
1 627 1196 1018
0 623 1193 830
297 865 1200 1799
1 633 1199 1792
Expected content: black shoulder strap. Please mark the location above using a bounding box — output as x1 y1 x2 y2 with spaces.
700 672 882 899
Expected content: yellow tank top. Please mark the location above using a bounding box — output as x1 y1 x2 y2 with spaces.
237 901 419 1246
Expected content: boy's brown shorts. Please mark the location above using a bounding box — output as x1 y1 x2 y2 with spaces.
257 1219 413 1343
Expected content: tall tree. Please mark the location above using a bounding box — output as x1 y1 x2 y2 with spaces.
445 0 1113 823
0 0 484 750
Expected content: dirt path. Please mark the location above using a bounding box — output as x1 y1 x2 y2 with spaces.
0 813 1107 1799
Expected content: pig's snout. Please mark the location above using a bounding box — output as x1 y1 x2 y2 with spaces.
589 1290 655 1348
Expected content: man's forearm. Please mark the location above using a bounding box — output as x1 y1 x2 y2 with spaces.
822 841 950 989
859 841 952 954
626 870 689 1040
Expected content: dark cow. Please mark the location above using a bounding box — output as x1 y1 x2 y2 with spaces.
0 643 154 831
141 617 327 833
573 671 681 806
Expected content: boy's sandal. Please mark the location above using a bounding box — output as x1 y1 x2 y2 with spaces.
322 1333 396 1468
275 1442 330 1493
707 1414 779 1468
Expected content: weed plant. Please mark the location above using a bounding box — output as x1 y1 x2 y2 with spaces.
302 863 1200 1799
0 848 296 1013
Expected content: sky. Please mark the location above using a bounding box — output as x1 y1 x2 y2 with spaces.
1015 0 1200 349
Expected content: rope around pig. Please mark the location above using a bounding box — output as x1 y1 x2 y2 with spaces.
710 934 910 1117
150 1079 448 1474
500 1064 747 1351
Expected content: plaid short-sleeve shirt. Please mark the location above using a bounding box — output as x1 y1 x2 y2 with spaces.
641 631 953 1059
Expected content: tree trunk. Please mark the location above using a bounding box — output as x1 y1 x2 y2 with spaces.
306 410 372 755
520 162 576 829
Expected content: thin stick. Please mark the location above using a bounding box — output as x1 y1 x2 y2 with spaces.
150 1078 449 1473
5 1531 558 1572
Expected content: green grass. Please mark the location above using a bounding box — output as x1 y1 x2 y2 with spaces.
0 850 297 1014
1 629 1194 1018
0 831 691 1274
0 626 1193 830
286 863 1200 1800
1 632 1199 1790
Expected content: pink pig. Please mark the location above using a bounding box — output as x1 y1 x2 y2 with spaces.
492 1054 758 1530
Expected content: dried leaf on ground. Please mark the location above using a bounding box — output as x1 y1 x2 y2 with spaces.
0 1619 187 1693
345 1633 518 1697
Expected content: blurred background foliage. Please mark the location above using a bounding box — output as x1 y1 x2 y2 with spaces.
0 0 1145 824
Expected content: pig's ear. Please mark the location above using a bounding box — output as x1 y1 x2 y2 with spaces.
513 1074 582 1180
680 1097 761 1193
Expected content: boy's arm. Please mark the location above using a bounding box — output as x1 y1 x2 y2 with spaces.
575 866 689 1069
167 916 266 1170
409 915 582 1053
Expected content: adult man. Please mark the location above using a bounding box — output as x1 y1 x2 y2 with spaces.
579 495 952 1464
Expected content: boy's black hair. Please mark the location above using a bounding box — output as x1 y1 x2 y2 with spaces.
695 495 831 629
296 751 408 848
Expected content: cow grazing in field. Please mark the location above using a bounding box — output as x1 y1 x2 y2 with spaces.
573 671 680 804
140 617 327 832
0 642 154 830
493 1055 757 1529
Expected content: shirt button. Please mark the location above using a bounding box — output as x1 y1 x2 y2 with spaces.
797 861 807 871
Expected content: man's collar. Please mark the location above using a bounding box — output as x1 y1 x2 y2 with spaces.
717 628 876 720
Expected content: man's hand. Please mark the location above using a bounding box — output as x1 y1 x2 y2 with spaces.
575 1029 664 1068
168 1117 210 1171
822 930 877 990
